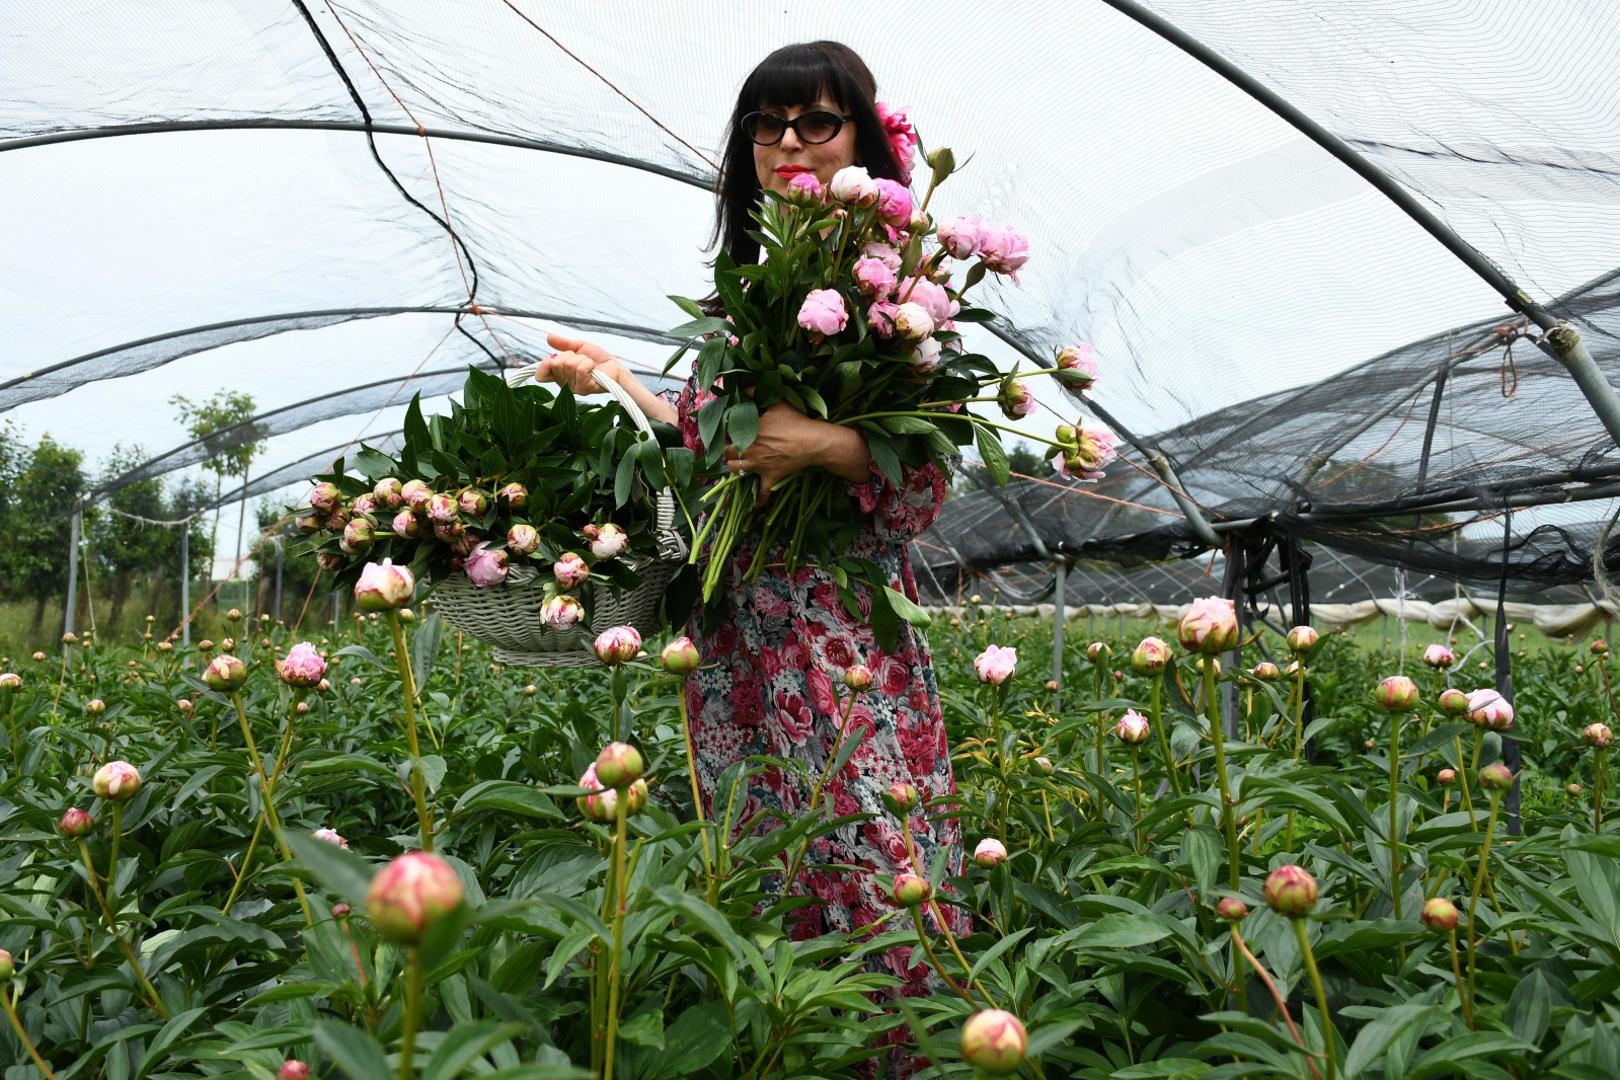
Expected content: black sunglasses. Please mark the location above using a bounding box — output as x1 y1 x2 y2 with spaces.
740 109 852 146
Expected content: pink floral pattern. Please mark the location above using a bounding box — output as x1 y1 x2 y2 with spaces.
675 378 968 1051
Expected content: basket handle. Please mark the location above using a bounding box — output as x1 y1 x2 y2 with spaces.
505 362 655 437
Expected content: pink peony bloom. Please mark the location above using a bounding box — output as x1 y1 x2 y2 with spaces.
828 165 878 206
584 522 629 560
867 301 900 338
853 257 897 300
974 644 1018 685
464 543 509 588
875 101 918 185
593 625 642 666
1052 426 1118 482
365 851 465 943
873 177 914 227
1422 643 1455 669
1115 709 1151 744
785 171 824 204
797 289 849 336
554 551 590 590
978 224 1031 279
93 760 142 801
936 214 983 259
312 827 349 850
861 241 902 273
507 523 540 556
1054 343 1099 392
899 276 958 325
354 559 415 611
540 594 584 630
280 641 327 687
997 378 1036 420
1465 688 1514 730
893 302 934 341
1179 596 1239 656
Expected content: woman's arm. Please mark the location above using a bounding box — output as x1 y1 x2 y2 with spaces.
530 332 679 425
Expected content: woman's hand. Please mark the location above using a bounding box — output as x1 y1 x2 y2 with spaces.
530 331 623 395
726 402 870 507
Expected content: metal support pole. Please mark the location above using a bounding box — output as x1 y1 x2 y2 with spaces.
333 591 341 634
63 508 82 641
1051 559 1067 698
180 524 190 647
1496 509 1522 835
274 538 285 623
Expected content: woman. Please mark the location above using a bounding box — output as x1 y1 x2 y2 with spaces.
535 37 967 1008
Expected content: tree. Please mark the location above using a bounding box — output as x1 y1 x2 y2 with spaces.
169 391 265 580
250 498 318 621
0 435 91 632
91 445 175 631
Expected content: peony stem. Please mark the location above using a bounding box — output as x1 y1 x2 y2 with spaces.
1454 734 1477 827
1231 926 1322 1080
230 692 314 927
1388 711 1404 927
1448 926 1474 1030
1149 677 1184 805
676 685 714 892
77 840 167 1018
603 785 631 1080
1130 745 1144 853
0 988 58 1080
1203 663 1241 892
1465 790 1502 1020
780 689 860 905
1291 917 1336 1080
910 908 974 1003
387 613 434 852
396 946 423 1080
1596 747 1607 831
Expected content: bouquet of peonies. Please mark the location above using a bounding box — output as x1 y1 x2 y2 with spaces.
294 367 695 634
666 147 1114 642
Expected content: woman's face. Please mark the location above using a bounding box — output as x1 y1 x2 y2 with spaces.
751 96 860 198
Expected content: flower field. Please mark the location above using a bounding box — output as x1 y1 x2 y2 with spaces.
1 598 1617 1079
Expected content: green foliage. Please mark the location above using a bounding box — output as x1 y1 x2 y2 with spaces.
0 431 90 605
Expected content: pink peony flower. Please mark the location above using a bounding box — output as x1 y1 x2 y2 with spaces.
1131 636 1173 674
861 241 902 273
853 257 897 300
1115 709 1151 744
1054 343 1099 392
874 177 914 227
936 214 983 259
365 851 465 943
997 378 1035 420
507 523 540 556
584 522 630 560
974 644 1018 685
425 493 458 525
391 508 420 539
1052 426 1118 482
354 559 415 611
540 594 584 630
1465 688 1514 730
554 552 590 590
279 641 327 687
972 837 1008 868
593 625 642 665
312 827 349 850
978 224 1031 279
910 336 942 375
1263 864 1319 916
828 165 878 206
1179 597 1239 656
961 1009 1028 1075
797 289 849 336
875 101 918 184
93 760 142 801
464 543 509 588
893 302 934 341
867 301 900 338
899 276 958 325
785 171 824 204
1422 643 1455 669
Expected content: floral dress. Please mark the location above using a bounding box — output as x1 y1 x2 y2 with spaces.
672 378 971 992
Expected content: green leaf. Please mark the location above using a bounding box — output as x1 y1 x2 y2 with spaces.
411 609 445 689
424 1020 527 1080
618 1010 666 1050
669 294 706 321
415 754 448 794
285 830 373 907
976 424 1009 485
1344 1002 1437 1078
613 446 637 508
881 585 932 629
454 781 563 821
1067 913 1173 950
133 1006 207 1080
314 1021 391 1080
726 401 759 453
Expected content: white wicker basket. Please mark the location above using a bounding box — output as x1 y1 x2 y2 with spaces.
429 364 688 667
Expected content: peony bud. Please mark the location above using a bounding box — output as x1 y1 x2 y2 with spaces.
996 377 1036 420
354 560 414 611
1584 722 1613 748
312 827 349 849
32 652 46 662
1216 896 1249 921
296 512 323 534
1130 636 1172 674
1031 756 1054 776
391 508 421 539
350 494 379 518
1114 709 1151 744
1250 661 1281 681
576 762 618 822
1422 643 1455 669
1286 625 1320 654
85 698 105 715
1263 864 1319 917
373 476 404 509
464 543 509 588
425 493 458 526
400 479 432 509
1195 656 1222 678
1179 597 1239 656
1478 762 1514 791
1591 638 1609 656
308 482 341 514
279 641 327 687
829 164 879 206
507 523 540 556
882 781 920 815
593 625 642 665
973 837 1008 868
1464 689 1514 730
1568 782 1583 795
365 851 465 943
594 742 645 788
844 665 873 691
331 902 351 919
315 551 344 572
624 777 649 814
554 552 590 590
1053 342 1099 392
93 760 142 801
276 1062 311 1080
661 636 701 675
60 807 95 838
540 594 585 630
890 873 931 908
960 1009 1027 1076
339 517 374 556
0 950 12 980
457 488 491 518
203 653 248 691
974 644 1018 686
586 522 630 560
1437 688 1470 715
893 301 934 341
1373 675 1420 712
1085 641 1110 662
1437 767 1456 786
523 683 536 696
1420 896 1459 931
